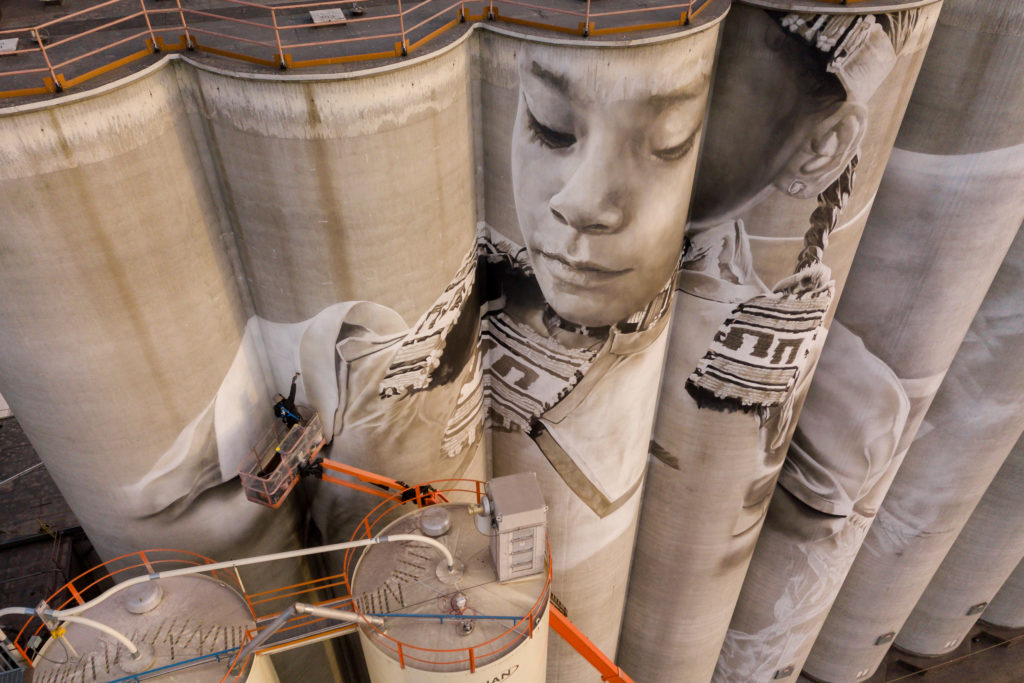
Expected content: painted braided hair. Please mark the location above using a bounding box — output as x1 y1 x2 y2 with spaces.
793 155 858 281
686 8 919 418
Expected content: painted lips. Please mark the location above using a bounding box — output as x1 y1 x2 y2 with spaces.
536 251 631 287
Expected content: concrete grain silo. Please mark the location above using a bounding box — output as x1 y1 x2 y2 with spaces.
801 4 1024 678
983 559 1024 630
185 47 488 549
812 221 1024 667
0 66 300 583
477 16 727 680
621 2 940 679
897 423 1024 654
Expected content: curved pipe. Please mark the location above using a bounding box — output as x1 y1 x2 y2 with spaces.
0 608 33 620
0 534 453 622
294 603 385 626
61 615 140 658
0 609 141 661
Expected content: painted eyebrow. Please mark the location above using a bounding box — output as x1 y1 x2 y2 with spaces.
530 60 706 110
647 77 708 110
529 61 570 94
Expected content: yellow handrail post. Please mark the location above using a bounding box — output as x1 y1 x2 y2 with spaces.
398 0 408 55
34 29 60 92
140 0 159 51
271 7 286 69
174 0 193 48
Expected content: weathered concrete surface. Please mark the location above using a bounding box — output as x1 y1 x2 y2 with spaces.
0 27 481 531
984 560 1024 629
897 420 1024 654
803 2 1024 679
0 63 288 567
620 3 938 680
188 43 486 561
193 46 477 327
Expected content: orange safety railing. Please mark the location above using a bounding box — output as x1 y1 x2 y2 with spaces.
0 0 727 99
2 480 622 680
221 479 502 679
6 549 250 669
339 478 551 673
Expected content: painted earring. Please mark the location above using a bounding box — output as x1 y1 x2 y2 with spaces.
788 179 807 196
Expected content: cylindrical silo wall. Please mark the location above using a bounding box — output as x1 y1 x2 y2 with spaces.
804 2 1024 679
898 429 1024 654
196 48 477 326
720 148 1024 680
983 559 1024 629
878 225 1024 656
0 62 299 579
619 3 939 680
805 220 1024 678
476 20 724 681
183 46 487 546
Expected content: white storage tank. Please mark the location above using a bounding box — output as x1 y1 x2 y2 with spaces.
25 564 275 683
349 476 550 682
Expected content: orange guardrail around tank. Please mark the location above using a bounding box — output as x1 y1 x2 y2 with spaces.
0 0 725 99
7 548 250 669
338 479 553 674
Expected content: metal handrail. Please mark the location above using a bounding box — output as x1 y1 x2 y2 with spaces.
7 549 248 667
339 479 552 672
0 0 727 99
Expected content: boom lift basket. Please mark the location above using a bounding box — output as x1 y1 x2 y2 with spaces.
239 409 326 508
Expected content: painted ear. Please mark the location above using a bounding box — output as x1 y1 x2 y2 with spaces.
774 102 867 199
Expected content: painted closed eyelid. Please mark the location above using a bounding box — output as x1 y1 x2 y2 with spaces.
653 127 700 161
526 105 576 150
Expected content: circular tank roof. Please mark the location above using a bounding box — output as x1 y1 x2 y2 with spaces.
30 574 255 682
350 502 549 673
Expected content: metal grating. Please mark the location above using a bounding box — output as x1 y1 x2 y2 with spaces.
0 668 25 683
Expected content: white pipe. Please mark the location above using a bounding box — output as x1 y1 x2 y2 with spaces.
294 603 385 626
0 609 139 661
238 601 385 662
61 615 140 658
0 608 33 620
0 533 449 668
0 534 453 622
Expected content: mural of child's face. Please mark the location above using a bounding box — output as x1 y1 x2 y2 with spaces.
511 49 708 327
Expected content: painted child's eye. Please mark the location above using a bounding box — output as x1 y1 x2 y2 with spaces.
653 131 697 162
527 108 576 149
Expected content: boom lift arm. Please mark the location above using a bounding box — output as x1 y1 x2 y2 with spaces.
299 456 448 507
237 411 632 681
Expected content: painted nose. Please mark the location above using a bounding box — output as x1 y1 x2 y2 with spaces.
549 139 627 233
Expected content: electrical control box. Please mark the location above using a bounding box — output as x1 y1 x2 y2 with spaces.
487 473 548 583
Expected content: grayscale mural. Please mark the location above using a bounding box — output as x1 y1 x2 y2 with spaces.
897 229 1024 655
26 24 719 683
802 0 1024 677
9 0 1024 681
710 7 945 678
621 4 940 680
480 34 717 681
